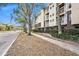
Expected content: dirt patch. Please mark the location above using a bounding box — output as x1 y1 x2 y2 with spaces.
5 32 78 56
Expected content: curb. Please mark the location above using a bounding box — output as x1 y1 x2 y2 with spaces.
2 31 21 56
32 33 79 55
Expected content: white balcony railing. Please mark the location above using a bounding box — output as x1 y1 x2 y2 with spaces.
45 20 49 27
59 6 64 14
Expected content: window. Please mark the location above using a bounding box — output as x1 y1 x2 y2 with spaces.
50 19 54 22
50 5 54 9
50 20 51 22
52 5 54 7
50 15 51 17
69 3 71 8
52 19 54 21
45 14 49 20
59 6 64 13
50 7 51 9
52 13 54 16
60 15 64 23
68 11 71 23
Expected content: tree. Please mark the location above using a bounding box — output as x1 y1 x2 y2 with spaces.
56 3 62 34
12 3 47 35
13 3 33 34
15 17 27 32
24 3 35 35
19 3 48 35
12 7 27 32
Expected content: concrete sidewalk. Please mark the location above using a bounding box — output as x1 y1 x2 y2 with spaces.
0 31 21 56
32 33 79 55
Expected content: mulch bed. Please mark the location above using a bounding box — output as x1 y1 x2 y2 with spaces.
5 32 78 56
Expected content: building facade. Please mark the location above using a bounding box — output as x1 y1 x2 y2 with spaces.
57 3 79 29
49 3 57 27
35 9 45 30
33 3 79 31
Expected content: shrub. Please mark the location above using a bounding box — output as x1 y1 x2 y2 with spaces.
70 35 79 41
49 29 58 38
49 29 79 42
32 29 39 32
33 28 79 42
64 29 79 35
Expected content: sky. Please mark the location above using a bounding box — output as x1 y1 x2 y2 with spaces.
0 3 18 26
0 3 47 26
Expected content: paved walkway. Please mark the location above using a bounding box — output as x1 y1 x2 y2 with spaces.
32 33 79 55
0 31 21 56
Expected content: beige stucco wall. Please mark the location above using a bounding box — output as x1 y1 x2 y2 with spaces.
35 9 44 28
34 3 79 29
49 3 57 27
71 3 79 25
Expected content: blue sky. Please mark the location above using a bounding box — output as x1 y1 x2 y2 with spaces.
0 4 18 25
0 3 47 26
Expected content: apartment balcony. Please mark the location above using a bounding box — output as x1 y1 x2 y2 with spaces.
35 23 41 28
45 20 49 27
69 3 71 8
59 6 64 16
56 4 64 16
58 3 64 7
45 23 49 27
45 14 49 20
67 5 71 12
45 17 49 20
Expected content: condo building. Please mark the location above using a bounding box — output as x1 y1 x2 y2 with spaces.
44 6 49 31
33 3 79 31
49 3 57 27
57 3 79 29
56 3 71 28
35 9 45 29
71 3 79 27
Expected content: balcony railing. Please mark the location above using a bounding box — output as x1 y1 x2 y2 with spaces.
59 3 64 7
45 20 49 27
35 23 41 28
45 15 49 20
69 3 71 8
59 6 64 14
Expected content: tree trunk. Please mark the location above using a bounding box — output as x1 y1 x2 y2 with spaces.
23 22 27 33
57 4 62 34
57 17 62 34
43 8 46 32
67 11 72 29
28 14 31 35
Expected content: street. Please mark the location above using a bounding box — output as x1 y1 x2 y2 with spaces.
0 31 21 56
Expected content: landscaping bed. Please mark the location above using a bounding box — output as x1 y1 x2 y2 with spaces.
32 28 79 42
5 32 78 56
